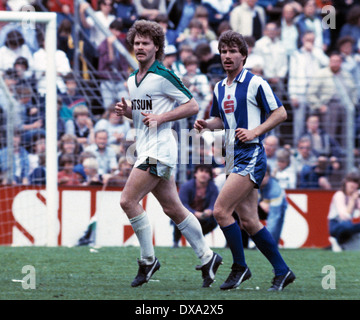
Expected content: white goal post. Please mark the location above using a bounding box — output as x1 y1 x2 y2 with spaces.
0 11 58 246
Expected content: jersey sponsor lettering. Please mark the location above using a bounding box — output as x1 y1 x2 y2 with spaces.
131 99 153 111
223 94 236 114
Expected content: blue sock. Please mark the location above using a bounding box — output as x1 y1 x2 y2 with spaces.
221 222 247 267
251 227 288 276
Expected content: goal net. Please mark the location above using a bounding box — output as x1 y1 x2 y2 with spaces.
0 10 58 246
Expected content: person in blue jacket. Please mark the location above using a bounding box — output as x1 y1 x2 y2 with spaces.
259 165 288 245
172 164 219 247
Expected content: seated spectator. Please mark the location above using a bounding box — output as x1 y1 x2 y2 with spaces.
73 150 97 184
133 0 167 20
162 45 178 71
176 18 208 51
0 130 29 185
97 18 130 110
172 164 218 247
57 133 82 170
298 155 333 189
244 36 265 73
84 129 118 176
57 18 75 66
172 44 194 78
0 29 34 72
328 172 360 247
29 153 46 186
59 73 88 123
181 55 212 125
28 133 46 177
13 56 37 93
202 0 233 32
113 0 138 32
82 157 103 186
295 0 331 52
263 135 280 171
33 30 72 97
300 114 343 159
58 153 82 186
105 156 133 187
259 165 288 245
291 136 318 178
191 5 217 43
272 148 297 189
94 103 131 148
65 105 95 148
155 13 178 47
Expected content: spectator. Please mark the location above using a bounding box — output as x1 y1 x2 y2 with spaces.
192 5 217 43
194 42 225 85
65 105 95 148
82 157 103 186
0 29 34 72
58 73 88 123
328 171 360 247
58 153 82 186
295 0 331 52
337 35 360 101
253 21 288 99
0 130 30 185
57 18 75 67
113 0 138 32
105 156 133 187
79 0 116 49
291 136 318 178
182 55 213 124
339 5 360 53
94 103 131 148
154 13 178 47
13 56 37 92
229 0 266 41
98 18 130 111
168 0 197 37
299 154 341 189
133 0 167 20
300 114 343 159
29 153 46 186
33 30 72 97
162 45 178 71
272 148 297 189
280 2 300 59
263 135 280 171
307 51 358 146
288 31 329 145
259 165 288 245
172 164 219 247
84 129 118 176
15 84 46 149
244 36 265 73
57 133 82 170
202 0 233 32
73 150 97 184
176 18 208 51
172 44 194 78
28 133 46 177
79 0 116 68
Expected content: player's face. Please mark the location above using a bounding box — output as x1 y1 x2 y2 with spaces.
133 34 158 65
220 44 246 76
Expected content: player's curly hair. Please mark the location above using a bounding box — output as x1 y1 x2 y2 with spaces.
218 30 248 65
127 20 165 61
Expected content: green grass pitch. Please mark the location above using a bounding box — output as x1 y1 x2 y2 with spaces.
0 246 359 301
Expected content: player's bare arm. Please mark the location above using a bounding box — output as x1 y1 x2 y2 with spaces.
194 117 224 132
141 97 199 127
235 106 287 142
115 97 133 119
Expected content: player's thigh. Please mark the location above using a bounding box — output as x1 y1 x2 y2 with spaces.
214 173 255 216
121 167 161 209
151 176 188 224
234 188 263 235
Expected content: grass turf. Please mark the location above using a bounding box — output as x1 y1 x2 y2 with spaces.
0 246 359 300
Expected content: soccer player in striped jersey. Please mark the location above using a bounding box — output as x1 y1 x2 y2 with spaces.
115 20 222 288
195 30 295 291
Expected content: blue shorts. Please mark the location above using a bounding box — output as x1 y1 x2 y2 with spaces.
231 143 267 189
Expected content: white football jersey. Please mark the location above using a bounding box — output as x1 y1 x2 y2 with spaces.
127 60 192 168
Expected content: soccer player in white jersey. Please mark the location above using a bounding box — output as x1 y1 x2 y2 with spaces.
115 20 222 288
195 30 296 291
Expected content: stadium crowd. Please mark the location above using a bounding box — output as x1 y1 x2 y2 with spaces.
0 0 359 195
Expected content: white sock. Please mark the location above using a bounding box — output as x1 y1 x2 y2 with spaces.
176 214 213 265
129 211 155 264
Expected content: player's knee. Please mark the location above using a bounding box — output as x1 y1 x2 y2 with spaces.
241 217 262 235
213 207 227 225
120 195 132 213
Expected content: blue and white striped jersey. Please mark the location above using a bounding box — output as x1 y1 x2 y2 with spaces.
210 68 282 148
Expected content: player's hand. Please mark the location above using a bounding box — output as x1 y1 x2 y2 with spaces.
141 112 164 128
194 119 208 131
115 97 128 116
235 128 257 142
